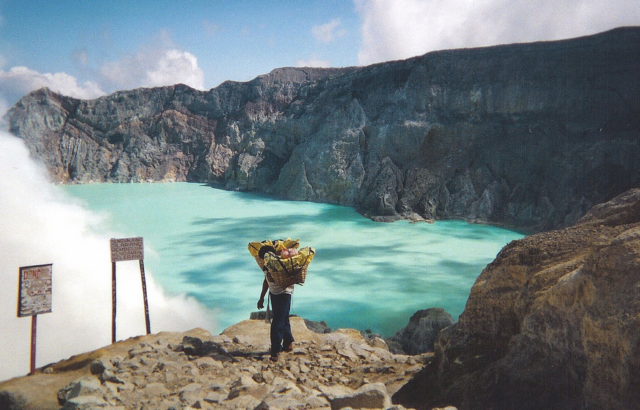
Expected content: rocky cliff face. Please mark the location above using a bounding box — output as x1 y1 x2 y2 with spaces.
5 28 640 231
393 188 640 410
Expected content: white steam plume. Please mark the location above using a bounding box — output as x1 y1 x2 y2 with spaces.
0 131 215 381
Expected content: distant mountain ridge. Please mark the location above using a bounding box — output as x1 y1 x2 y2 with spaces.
6 27 640 231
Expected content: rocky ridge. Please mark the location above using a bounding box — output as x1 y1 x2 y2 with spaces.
394 188 640 410
5 27 640 231
0 317 435 410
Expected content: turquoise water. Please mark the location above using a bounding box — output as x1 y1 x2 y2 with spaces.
64 182 524 337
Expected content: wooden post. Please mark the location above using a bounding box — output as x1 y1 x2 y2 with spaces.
139 259 151 335
111 261 117 343
30 315 37 375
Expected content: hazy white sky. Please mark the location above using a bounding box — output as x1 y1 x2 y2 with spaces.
0 0 638 106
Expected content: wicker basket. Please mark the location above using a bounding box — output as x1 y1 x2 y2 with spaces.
263 248 314 287
252 254 267 271
248 240 315 288
268 263 308 287
248 239 297 270
250 254 307 287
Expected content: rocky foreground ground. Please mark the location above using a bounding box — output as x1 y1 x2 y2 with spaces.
0 317 453 410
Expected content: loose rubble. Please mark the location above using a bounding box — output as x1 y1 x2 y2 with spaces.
52 317 435 410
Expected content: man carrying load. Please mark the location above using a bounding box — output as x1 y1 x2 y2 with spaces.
249 238 315 362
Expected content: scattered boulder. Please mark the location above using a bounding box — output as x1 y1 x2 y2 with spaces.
249 310 270 320
88 358 109 376
387 308 454 354
0 390 27 410
305 318 334 334
326 382 392 410
180 335 236 362
60 395 109 410
60 377 106 404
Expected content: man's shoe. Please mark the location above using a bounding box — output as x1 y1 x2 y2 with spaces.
270 354 278 362
283 343 293 352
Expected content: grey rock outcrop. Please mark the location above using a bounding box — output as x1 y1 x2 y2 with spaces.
5 28 640 231
394 188 640 410
387 308 454 355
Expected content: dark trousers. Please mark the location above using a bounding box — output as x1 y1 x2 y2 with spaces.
270 292 294 356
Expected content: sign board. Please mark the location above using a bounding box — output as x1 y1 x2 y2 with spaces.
109 236 151 342
18 264 53 317
110 237 144 262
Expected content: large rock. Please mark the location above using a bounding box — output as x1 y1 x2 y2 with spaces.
388 308 454 354
5 28 640 231
0 391 27 410
394 188 640 410
326 382 392 410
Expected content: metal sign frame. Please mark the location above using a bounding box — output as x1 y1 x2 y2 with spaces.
109 237 150 343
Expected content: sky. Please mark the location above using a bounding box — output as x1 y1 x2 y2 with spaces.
0 0 639 109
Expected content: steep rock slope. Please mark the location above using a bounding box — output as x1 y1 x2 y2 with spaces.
6 28 640 231
394 188 640 410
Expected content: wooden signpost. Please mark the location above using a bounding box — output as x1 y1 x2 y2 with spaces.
17 263 53 375
110 237 150 343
